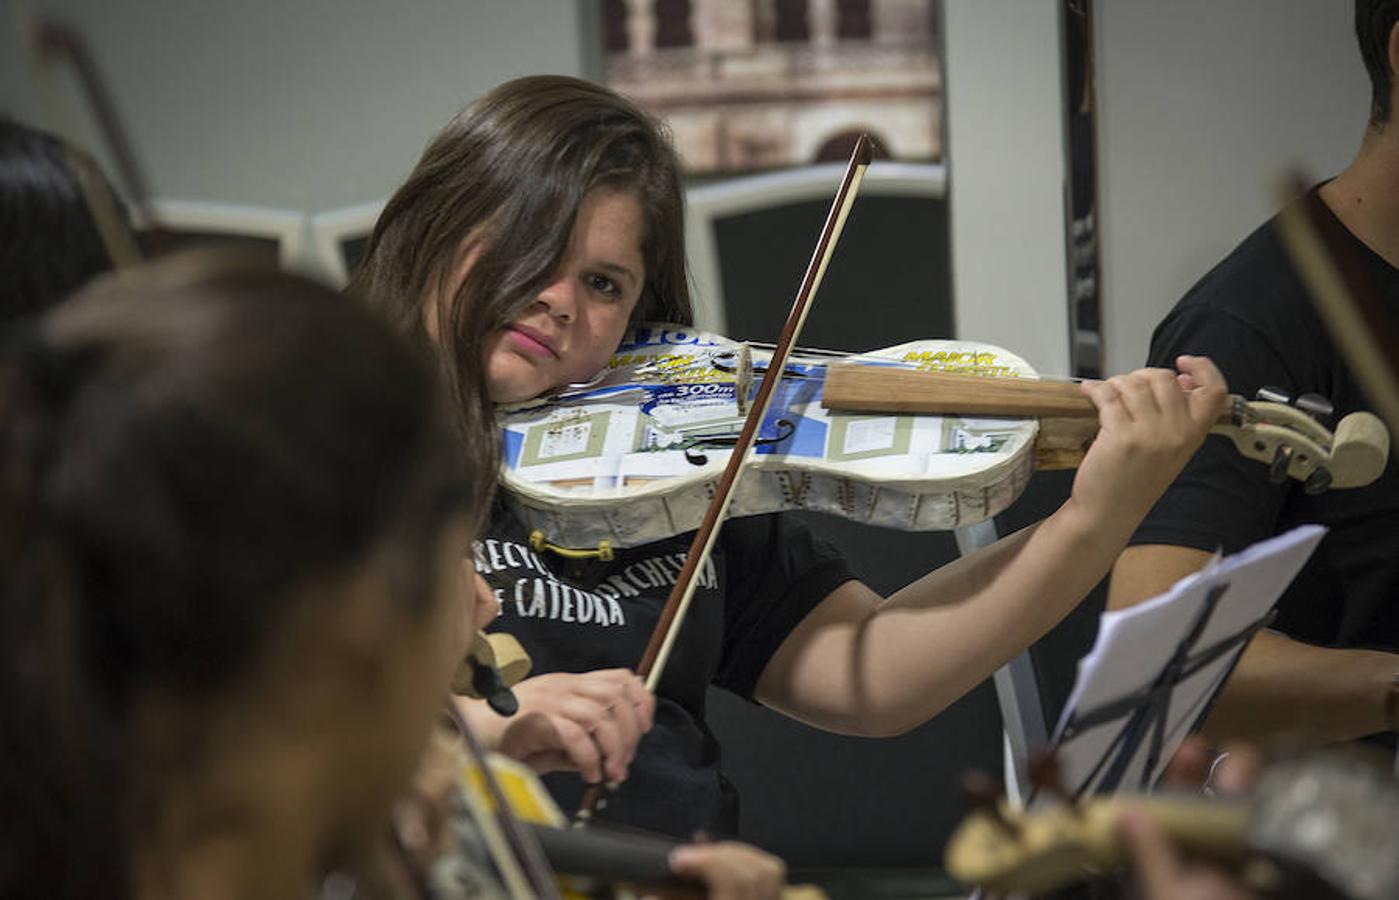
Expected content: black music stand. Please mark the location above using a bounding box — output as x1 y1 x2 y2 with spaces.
1057 582 1274 797
1045 525 1325 800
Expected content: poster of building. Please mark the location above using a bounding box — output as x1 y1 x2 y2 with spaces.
603 0 941 173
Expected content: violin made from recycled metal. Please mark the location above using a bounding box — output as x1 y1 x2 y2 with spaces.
498 325 1390 555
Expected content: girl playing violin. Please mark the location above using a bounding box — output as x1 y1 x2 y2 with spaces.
352 75 1229 845
0 258 492 900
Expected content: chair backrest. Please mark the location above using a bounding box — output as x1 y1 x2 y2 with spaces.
141 200 307 270
685 162 950 347
308 200 384 286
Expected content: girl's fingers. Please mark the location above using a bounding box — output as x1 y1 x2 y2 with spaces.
622 674 655 731
1081 378 1133 430
557 695 629 782
1175 355 1230 427
552 717 604 784
604 695 643 765
1113 369 1171 423
1145 367 1190 428
590 715 629 783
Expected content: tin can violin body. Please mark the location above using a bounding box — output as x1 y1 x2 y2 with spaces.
499 323 1043 551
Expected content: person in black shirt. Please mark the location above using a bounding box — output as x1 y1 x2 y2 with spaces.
1108 0 1399 747
353 75 1229 848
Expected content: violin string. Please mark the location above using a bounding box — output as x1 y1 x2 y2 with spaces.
760 343 1091 385
28 18 146 265
443 701 563 900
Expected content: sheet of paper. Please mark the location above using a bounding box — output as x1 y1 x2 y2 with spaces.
1049 524 1326 798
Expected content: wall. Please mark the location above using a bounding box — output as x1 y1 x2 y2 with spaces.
0 0 596 212
4 1 1368 375
1096 0 1369 374
941 0 1070 375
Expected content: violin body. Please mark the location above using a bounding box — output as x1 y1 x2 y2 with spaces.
501 323 1389 552
499 324 1043 550
498 323 1046 548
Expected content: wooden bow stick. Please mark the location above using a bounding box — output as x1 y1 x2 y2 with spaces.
578 134 872 819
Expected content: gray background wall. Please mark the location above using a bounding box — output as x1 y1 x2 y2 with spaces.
1095 1 1370 374
1 0 596 210
3 1 1369 374
942 0 1069 375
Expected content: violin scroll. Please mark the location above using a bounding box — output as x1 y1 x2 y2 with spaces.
1216 399 1389 493
945 788 1248 895
946 750 1399 898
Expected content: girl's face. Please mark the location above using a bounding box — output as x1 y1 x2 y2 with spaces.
480 187 647 403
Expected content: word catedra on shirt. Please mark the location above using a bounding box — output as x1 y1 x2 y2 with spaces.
473 538 718 626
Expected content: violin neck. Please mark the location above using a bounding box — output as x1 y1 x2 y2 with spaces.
822 365 1229 473
824 365 1097 418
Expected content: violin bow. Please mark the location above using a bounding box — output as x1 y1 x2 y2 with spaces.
442 701 564 900
26 15 149 265
1273 175 1399 437
579 134 873 817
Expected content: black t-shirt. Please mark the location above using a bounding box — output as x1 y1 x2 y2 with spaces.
475 501 854 838
1129 192 1398 654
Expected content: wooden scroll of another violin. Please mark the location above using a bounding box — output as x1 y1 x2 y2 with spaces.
944 749 1399 899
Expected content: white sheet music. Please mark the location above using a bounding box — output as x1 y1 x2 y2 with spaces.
1050 525 1326 798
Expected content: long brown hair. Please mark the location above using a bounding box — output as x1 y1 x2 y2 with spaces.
349 75 692 445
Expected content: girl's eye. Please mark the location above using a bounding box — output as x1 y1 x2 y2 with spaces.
586 273 620 296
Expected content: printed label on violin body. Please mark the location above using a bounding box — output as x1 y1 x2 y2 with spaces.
898 348 1025 378
499 325 1041 549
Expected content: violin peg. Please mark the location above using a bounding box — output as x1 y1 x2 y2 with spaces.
961 769 1004 807
1294 392 1335 423
1303 466 1333 495
1027 752 1082 815
1026 752 1062 792
961 770 1021 837
1268 445 1293 485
